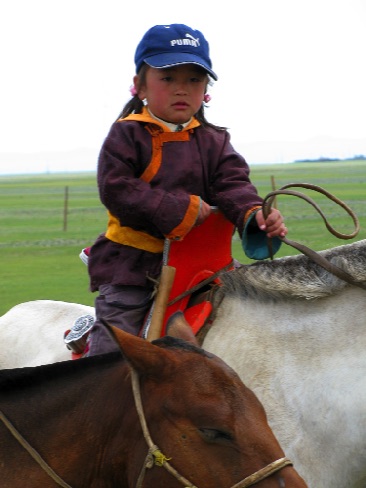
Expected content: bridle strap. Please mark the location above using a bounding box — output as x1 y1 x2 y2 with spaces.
231 457 293 487
131 367 293 488
131 367 198 488
0 409 72 488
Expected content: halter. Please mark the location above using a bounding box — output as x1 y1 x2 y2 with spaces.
0 367 293 487
130 368 293 488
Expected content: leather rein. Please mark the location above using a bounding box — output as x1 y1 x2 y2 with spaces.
0 367 293 488
263 183 366 291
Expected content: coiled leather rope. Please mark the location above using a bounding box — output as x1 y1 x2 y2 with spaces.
262 183 366 290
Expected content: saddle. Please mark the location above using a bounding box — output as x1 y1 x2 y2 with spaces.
143 208 234 338
65 209 235 357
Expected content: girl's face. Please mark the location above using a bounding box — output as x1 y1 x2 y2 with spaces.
136 64 208 124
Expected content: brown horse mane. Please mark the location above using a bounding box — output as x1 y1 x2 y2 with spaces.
0 352 122 390
0 337 208 391
221 239 366 301
152 335 208 355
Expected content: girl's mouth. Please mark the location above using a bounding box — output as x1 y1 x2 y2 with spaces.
173 102 189 108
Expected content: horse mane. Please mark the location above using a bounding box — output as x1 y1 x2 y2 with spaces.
0 337 207 391
153 335 208 356
221 239 366 301
0 352 123 391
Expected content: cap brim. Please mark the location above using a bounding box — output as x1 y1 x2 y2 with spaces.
144 53 218 80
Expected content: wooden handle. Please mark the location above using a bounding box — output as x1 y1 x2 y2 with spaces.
146 265 176 341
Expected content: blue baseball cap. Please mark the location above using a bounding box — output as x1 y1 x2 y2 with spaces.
134 24 218 80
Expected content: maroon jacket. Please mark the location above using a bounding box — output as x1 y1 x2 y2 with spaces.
88 109 263 291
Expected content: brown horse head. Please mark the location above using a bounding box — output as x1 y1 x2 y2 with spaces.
0 320 307 487
105 320 307 487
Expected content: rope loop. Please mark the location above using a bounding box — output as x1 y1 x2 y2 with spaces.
150 447 172 467
262 183 366 290
262 182 360 239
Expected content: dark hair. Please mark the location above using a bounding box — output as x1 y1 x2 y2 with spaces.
116 64 226 130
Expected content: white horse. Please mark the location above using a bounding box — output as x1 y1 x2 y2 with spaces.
0 301 94 368
1 239 366 487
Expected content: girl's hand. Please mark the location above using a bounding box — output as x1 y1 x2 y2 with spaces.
255 208 287 238
195 200 211 226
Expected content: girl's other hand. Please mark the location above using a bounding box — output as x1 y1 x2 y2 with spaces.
255 208 287 238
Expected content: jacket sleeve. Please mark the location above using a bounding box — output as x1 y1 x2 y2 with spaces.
203 129 282 259
97 122 199 240
203 130 262 232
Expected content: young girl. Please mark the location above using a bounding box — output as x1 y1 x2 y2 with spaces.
85 23 287 356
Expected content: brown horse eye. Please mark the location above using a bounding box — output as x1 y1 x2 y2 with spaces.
199 428 233 442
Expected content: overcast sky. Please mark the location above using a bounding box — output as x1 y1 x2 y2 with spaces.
1 0 365 174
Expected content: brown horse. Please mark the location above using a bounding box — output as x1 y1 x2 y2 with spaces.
0 322 307 488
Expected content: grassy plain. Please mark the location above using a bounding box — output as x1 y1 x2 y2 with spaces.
0 159 365 315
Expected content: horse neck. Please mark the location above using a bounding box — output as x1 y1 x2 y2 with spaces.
0 355 135 486
219 285 365 350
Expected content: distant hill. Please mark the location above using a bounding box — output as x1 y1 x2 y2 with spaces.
294 155 366 163
232 136 366 165
0 135 366 174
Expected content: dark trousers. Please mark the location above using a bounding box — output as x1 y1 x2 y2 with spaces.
87 284 153 356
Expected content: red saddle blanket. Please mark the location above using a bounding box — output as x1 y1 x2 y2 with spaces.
153 208 234 336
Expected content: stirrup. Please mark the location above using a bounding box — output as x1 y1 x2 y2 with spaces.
79 247 91 266
64 314 95 354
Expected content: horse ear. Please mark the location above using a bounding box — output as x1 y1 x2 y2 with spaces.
166 312 200 346
102 320 167 373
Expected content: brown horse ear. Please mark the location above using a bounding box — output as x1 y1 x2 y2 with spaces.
166 312 200 346
102 320 167 373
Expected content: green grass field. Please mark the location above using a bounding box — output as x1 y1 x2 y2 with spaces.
1 159 365 316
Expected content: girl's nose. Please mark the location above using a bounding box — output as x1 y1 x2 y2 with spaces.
174 82 188 94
